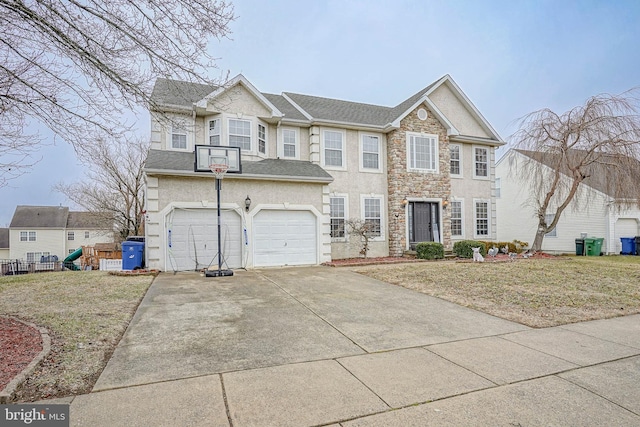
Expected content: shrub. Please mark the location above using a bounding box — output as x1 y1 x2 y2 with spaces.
476 240 530 254
415 242 444 260
453 240 486 258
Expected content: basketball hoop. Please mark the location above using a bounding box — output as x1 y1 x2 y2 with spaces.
209 163 229 180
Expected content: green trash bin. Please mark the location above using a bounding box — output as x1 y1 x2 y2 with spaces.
585 237 604 256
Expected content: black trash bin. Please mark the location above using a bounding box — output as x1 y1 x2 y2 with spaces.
575 238 585 256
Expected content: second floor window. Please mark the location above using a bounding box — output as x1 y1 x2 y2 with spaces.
85 231 90 239
474 147 488 178
208 119 221 145
258 123 266 154
451 200 463 237
20 231 36 242
282 129 297 158
68 231 74 241
228 119 251 151
408 133 438 172
361 135 380 170
171 125 187 149
323 130 344 168
450 144 461 176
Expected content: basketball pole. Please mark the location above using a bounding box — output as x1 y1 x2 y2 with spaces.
206 171 233 277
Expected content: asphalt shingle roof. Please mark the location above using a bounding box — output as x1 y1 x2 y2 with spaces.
66 212 110 229
145 149 333 182
262 93 308 121
151 78 217 108
10 206 69 228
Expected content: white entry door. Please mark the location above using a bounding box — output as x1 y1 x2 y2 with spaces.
253 210 317 267
166 208 242 271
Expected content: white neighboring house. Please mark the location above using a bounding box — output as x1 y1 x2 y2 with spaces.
496 149 640 254
8 206 115 261
0 228 8 259
145 74 504 271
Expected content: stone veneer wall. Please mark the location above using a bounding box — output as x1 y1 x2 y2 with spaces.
387 106 452 256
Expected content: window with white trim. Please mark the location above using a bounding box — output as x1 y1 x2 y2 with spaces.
258 123 267 154
228 119 251 150
474 146 488 178
408 133 438 172
20 231 36 242
450 200 463 237
67 231 74 241
281 128 297 158
361 134 380 171
474 200 490 237
171 124 187 149
450 144 462 176
323 130 344 168
330 196 346 239
27 252 50 262
545 213 557 237
85 231 90 239
208 118 221 145
363 196 383 238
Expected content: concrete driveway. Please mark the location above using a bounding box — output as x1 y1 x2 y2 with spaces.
68 267 640 426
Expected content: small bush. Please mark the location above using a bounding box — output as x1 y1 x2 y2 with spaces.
453 240 486 258
415 242 444 260
476 240 530 254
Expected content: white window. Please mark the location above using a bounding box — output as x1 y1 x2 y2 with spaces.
495 177 501 198
228 119 251 151
27 252 50 262
322 130 344 168
280 128 298 159
69 249 75 255
474 200 490 237
258 123 267 154
330 196 347 240
67 231 75 241
545 213 557 237
360 134 381 171
208 118 221 145
407 133 438 172
362 196 383 239
20 231 36 242
171 124 187 149
450 144 462 177
85 231 90 239
474 146 489 178
450 200 463 237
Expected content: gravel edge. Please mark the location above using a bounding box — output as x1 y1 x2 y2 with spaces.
0 316 51 404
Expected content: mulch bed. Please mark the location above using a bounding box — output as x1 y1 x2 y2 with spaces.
0 317 43 391
323 252 560 267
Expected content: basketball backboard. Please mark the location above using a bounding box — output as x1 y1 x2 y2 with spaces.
194 145 242 173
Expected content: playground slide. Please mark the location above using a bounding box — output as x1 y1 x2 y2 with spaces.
63 247 83 270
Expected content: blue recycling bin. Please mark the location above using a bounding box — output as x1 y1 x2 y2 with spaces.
122 241 145 270
620 237 636 255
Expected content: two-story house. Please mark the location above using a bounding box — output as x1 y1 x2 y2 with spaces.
8 205 114 261
144 74 503 271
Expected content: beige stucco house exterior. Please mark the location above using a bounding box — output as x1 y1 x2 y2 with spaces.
145 74 504 271
496 149 640 254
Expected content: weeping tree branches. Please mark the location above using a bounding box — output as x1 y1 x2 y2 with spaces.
0 0 234 184
511 89 640 251
55 136 149 241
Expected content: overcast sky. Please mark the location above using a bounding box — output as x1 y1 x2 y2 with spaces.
1 0 639 226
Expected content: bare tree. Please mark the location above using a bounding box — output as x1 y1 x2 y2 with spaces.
55 135 149 241
0 0 234 185
346 218 375 258
511 89 640 252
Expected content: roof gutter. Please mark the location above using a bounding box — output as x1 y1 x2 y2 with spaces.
144 168 333 184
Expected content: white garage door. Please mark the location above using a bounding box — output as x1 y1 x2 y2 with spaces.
167 208 242 271
614 218 639 253
253 210 317 267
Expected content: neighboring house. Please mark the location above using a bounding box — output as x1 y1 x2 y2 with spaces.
496 149 640 254
145 74 504 271
0 228 9 259
8 206 115 261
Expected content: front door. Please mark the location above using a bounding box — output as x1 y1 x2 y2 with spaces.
409 202 440 249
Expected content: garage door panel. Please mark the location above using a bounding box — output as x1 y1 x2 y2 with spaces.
167 209 242 271
253 210 317 267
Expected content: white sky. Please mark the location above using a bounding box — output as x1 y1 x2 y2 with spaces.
1 0 639 226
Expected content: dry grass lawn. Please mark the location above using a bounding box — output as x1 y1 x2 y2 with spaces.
0 271 153 401
353 256 640 328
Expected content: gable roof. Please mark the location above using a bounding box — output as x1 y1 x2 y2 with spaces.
145 149 333 183
515 149 640 199
150 74 503 142
0 228 8 249
10 205 69 228
67 212 110 229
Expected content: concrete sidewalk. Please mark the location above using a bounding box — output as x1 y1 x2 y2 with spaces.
65 267 640 426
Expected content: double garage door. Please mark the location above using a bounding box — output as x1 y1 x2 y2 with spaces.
167 208 317 270
253 210 317 267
